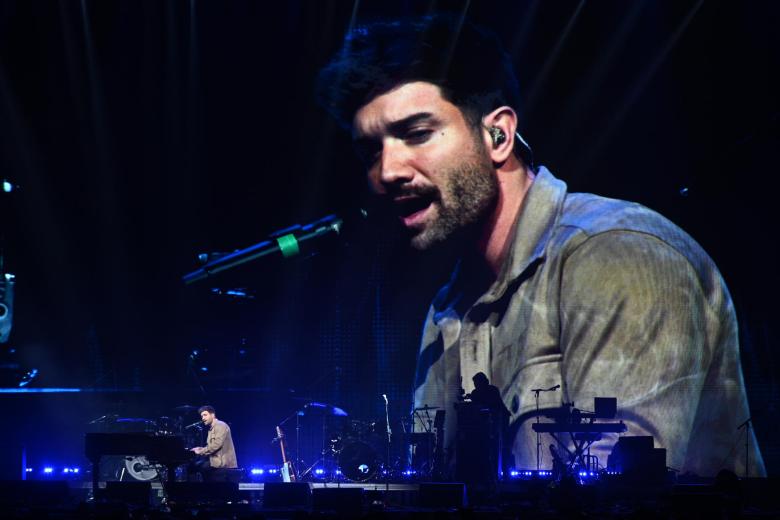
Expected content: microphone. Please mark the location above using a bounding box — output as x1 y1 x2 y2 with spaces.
183 209 369 285
184 421 202 429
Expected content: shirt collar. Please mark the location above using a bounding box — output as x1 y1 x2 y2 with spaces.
484 166 567 302
433 166 568 314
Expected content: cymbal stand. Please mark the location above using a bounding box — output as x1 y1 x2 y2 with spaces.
279 407 305 477
298 413 333 480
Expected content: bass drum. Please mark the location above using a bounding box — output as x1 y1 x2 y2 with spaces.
338 441 379 482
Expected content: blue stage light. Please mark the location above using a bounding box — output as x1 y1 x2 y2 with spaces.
25 468 33 473
43 467 53 474
314 468 324 475
250 468 262 475
510 470 519 477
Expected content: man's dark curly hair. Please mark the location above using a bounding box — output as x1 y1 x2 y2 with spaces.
316 14 522 133
198 405 216 415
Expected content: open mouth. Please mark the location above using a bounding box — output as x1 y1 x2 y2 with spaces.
394 195 435 226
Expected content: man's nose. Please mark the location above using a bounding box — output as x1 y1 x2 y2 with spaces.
377 140 415 188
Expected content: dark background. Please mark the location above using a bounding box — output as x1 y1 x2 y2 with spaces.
1 0 778 475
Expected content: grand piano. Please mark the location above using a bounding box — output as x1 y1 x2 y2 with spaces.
85 433 194 493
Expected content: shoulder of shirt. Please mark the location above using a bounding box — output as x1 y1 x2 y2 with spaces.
552 192 725 290
559 192 674 236
556 192 703 256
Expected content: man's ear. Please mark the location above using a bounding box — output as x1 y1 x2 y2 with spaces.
481 106 518 165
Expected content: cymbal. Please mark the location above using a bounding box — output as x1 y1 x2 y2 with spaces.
302 402 348 417
413 405 440 411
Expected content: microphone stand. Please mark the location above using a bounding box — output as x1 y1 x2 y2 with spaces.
531 385 560 472
737 417 752 478
383 395 391 501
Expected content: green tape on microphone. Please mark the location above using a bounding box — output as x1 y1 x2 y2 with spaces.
276 234 300 258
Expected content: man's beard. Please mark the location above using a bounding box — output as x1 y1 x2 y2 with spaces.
410 150 498 251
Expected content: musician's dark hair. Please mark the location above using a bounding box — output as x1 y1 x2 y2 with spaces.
473 372 490 387
198 405 216 415
316 14 522 134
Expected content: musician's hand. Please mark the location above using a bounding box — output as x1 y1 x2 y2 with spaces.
191 447 204 455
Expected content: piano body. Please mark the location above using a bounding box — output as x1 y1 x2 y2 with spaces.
85 433 194 493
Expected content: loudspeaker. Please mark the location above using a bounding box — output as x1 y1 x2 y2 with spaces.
312 488 363 516
263 482 311 508
102 481 151 506
594 397 617 418
418 482 466 509
168 482 239 504
608 436 666 483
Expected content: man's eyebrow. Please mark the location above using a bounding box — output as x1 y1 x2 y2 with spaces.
354 112 437 140
386 112 437 133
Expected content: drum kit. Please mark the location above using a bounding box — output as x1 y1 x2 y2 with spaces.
281 402 443 482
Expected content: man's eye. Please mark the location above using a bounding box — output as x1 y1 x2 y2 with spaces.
405 129 432 144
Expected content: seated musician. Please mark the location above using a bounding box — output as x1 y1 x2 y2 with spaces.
189 405 238 481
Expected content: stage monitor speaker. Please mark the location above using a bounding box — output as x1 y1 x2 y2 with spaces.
312 487 363 516
418 482 466 509
263 482 311 509
102 481 151 506
608 436 666 483
168 482 239 504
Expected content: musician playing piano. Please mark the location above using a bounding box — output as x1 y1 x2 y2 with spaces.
189 405 238 481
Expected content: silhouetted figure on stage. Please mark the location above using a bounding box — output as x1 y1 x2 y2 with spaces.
468 372 509 417
466 372 511 479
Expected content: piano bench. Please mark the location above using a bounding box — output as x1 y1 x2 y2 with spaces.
210 467 246 483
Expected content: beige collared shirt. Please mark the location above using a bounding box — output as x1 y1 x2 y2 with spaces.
413 167 765 477
201 418 238 469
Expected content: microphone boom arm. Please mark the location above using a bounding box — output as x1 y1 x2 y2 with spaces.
182 214 344 285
